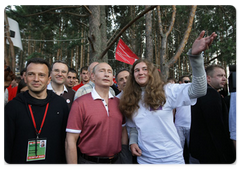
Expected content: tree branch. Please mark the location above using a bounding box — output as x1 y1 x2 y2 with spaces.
99 5 157 60
48 11 89 17
204 55 219 65
107 29 120 45
219 6 234 28
23 5 83 17
167 5 197 67
166 5 176 36
76 20 88 28
83 5 92 14
157 6 164 36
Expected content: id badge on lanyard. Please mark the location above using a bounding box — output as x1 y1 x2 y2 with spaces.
26 103 49 162
26 138 47 161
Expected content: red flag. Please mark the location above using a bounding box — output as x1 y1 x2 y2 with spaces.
115 39 139 65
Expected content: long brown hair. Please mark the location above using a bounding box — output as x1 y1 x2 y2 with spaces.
119 59 166 119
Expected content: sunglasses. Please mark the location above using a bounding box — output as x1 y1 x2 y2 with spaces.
184 80 191 83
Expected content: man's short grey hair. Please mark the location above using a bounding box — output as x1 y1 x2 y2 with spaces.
205 65 225 77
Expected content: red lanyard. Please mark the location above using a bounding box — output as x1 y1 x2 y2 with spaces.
28 103 49 138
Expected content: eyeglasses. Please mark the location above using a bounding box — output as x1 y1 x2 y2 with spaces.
184 80 191 83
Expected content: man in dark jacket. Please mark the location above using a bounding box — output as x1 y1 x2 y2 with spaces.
5 58 69 164
189 65 236 164
47 61 75 109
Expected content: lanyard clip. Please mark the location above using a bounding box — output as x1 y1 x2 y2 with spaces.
36 134 39 139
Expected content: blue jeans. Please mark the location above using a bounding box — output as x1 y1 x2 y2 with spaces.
175 126 190 149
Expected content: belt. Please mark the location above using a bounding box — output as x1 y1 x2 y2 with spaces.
80 153 119 164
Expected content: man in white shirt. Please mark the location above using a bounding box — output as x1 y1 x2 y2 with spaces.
174 76 192 148
174 76 192 163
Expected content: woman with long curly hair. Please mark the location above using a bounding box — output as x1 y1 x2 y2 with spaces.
119 30 217 164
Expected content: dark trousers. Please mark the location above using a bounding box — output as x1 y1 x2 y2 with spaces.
78 155 121 164
78 145 132 164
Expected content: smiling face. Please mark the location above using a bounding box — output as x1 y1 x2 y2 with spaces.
66 71 77 88
50 63 68 85
92 63 113 88
25 63 51 98
133 62 149 87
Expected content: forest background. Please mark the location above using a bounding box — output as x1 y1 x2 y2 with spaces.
4 5 236 81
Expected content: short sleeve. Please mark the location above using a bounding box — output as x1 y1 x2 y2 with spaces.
164 83 197 109
66 99 83 133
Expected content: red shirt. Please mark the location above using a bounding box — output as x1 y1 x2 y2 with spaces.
7 85 18 101
66 91 124 157
72 82 84 91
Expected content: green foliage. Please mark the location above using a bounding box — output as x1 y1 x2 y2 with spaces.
5 5 236 74
26 52 45 61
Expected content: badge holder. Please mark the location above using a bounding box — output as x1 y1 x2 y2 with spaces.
27 103 49 162
26 137 47 162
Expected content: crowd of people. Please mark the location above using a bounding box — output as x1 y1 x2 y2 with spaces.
4 30 236 164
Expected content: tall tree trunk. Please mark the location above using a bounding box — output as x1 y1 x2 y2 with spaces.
157 6 197 80
48 52 53 66
129 6 137 54
158 36 161 70
99 6 157 59
100 5 108 62
2 4 9 65
88 6 101 63
153 9 158 67
81 28 86 66
27 22 32 59
70 48 74 67
19 51 24 71
80 28 84 69
157 5 176 78
87 43 90 66
60 44 63 61
57 17 63 61
4 32 8 64
33 40 36 53
4 10 15 73
75 45 79 71
167 5 197 67
145 5 153 61
38 41 41 53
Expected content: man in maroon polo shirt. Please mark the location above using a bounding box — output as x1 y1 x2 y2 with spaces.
65 62 128 164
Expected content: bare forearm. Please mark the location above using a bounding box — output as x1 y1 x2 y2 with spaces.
122 126 128 145
65 140 78 164
65 133 79 164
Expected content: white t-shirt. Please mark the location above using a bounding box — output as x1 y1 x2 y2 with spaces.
175 105 191 128
127 83 196 164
